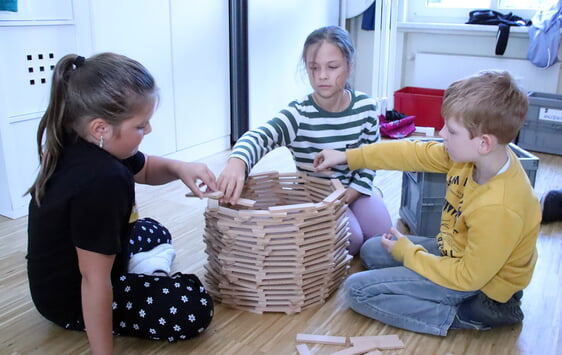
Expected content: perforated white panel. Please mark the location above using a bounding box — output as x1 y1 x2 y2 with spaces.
0 26 77 118
0 25 78 217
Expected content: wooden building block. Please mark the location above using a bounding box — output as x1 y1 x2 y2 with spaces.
331 178 344 190
268 202 319 212
296 333 348 346
185 190 256 207
298 163 336 178
185 190 224 199
323 189 346 203
328 342 379 355
207 199 219 210
296 343 312 355
349 334 404 350
236 197 257 207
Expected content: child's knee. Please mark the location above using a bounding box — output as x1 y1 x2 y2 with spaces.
113 273 214 341
343 272 372 306
343 273 360 296
348 231 364 256
136 218 172 243
163 273 214 340
129 218 173 255
346 209 363 256
359 235 384 268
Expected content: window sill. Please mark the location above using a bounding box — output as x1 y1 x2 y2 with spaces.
397 22 530 38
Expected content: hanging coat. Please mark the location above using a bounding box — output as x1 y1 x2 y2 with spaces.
527 0 562 68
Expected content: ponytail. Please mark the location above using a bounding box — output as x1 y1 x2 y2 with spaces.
28 54 80 204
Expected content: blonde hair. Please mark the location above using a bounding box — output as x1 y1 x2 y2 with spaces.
441 70 528 144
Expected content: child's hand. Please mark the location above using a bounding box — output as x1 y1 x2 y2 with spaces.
180 162 218 198
217 158 247 204
380 227 405 254
313 149 347 171
344 188 361 205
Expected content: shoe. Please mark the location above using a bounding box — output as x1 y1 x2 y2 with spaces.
385 109 407 122
452 291 524 330
541 190 562 224
450 314 491 331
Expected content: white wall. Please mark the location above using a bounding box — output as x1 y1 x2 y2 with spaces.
86 1 177 157
84 0 231 160
86 0 340 156
248 0 340 128
170 1 230 157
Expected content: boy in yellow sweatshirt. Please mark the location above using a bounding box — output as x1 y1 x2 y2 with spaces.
313 71 541 336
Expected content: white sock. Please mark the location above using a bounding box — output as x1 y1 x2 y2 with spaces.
128 243 176 275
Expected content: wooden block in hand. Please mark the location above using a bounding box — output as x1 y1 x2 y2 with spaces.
185 190 224 199
185 191 256 207
298 163 336 177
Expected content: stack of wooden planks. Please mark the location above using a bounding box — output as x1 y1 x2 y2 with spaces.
203 171 352 314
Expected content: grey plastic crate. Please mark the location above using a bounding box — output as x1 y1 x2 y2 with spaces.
525 92 562 123
517 92 562 155
518 120 562 155
399 171 446 237
398 142 539 237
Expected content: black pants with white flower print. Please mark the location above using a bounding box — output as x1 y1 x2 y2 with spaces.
127 217 172 256
68 218 214 342
112 272 214 342
114 218 214 342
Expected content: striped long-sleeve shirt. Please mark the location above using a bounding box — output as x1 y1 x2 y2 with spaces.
230 90 381 196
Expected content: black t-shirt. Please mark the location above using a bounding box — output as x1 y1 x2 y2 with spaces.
26 136 145 326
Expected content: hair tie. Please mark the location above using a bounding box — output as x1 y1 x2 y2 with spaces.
73 56 85 69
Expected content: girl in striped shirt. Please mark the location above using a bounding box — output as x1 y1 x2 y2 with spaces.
217 25 392 255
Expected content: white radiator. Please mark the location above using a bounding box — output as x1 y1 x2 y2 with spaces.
412 52 560 93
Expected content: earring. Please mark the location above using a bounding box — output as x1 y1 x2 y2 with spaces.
99 136 104 149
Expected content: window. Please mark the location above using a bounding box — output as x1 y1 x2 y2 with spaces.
498 0 548 8
404 0 552 23
427 0 547 9
427 0 489 8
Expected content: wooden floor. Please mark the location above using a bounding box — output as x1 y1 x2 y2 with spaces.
1 146 561 355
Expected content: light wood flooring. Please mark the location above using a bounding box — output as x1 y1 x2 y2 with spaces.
1 146 561 355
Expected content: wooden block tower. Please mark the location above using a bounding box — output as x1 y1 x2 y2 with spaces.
203 171 352 314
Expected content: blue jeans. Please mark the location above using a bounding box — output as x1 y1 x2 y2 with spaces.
344 235 479 336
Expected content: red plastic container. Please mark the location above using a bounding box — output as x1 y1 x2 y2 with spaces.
394 87 446 130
